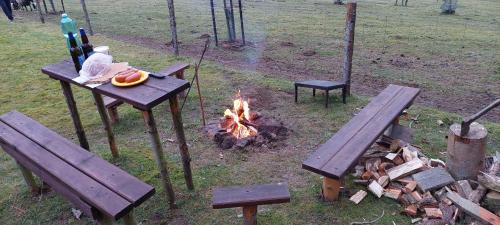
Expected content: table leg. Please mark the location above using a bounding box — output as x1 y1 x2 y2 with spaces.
92 92 119 158
294 85 298 103
168 95 194 190
313 88 316 97
142 110 176 208
59 81 89 150
325 90 329 108
175 70 186 97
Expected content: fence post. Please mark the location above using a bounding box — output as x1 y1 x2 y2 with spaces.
342 1 357 96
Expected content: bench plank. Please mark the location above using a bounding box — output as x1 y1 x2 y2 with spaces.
0 111 155 207
212 183 290 209
303 85 420 179
0 122 132 219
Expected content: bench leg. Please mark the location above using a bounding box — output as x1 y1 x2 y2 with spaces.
96 215 113 225
342 87 347 104
242 205 257 225
17 162 39 194
322 177 341 201
325 90 329 108
294 85 298 103
142 110 176 208
313 88 316 97
123 210 137 225
107 106 119 125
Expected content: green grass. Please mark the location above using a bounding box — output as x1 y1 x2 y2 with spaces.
1 8 499 225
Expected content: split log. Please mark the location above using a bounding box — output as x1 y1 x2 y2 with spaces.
402 146 418 162
446 190 500 225
387 158 424 180
393 155 405 165
386 153 398 161
378 162 394 176
368 181 384 198
456 180 473 199
425 208 444 219
411 191 422 202
483 191 500 215
384 188 402 200
378 175 389 187
412 167 455 192
404 181 417 193
478 172 500 193
349 190 367 204
404 204 418 216
361 171 374 180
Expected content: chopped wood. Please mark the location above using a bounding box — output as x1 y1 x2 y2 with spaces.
398 177 414 184
446 190 500 225
353 165 365 177
387 158 424 181
468 184 487 204
384 188 402 200
411 218 422 224
439 202 457 224
366 158 381 172
378 162 394 176
404 181 418 193
419 191 438 208
484 191 500 215
430 159 446 168
412 167 455 192
372 171 381 180
349 190 368 204
393 155 405 165
378 175 389 187
411 191 423 202
442 197 453 206
425 208 443 219
362 171 374 180
404 204 418 216
353 179 370 185
402 146 418 162
386 153 398 161
478 172 500 193
368 181 384 198
400 193 418 206
456 180 473 199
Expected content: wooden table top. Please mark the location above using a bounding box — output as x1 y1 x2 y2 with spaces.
42 60 190 110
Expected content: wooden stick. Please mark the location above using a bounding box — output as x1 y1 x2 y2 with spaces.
209 0 219 46
35 0 45 23
342 2 357 96
42 0 48 14
322 177 341 201
17 162 39 193
60 0 65 12
92 92 119 158
142 110 176 208
79 0 93 35
48 0 56 13
169 96 194 190
243 205 257 225
166 0 179 55
59 81 89 150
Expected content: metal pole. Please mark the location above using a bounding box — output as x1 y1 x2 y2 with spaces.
210 0 219 46
80 0 94 35
342 2 357 96
167 0 179 55
238 0 245 44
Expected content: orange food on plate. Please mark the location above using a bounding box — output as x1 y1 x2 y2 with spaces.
125 72 141 83
115 74 129 83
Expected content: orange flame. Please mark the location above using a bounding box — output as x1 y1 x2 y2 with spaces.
222 91 257 139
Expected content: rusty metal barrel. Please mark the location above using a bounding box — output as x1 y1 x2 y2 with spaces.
447 122 488 180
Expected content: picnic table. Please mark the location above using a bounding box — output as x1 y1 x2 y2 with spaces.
41 60 194 207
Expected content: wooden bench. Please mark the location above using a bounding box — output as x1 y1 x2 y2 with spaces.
212 183 290 225
302 84 420 201
0 111 155 224
103 63 190 123
294 80 347 108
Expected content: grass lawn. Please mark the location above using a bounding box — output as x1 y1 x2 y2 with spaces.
20 0 500 121
1 6 499 225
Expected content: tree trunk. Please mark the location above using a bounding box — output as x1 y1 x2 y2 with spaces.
167 0 179 55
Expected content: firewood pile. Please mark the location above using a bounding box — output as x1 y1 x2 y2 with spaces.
349 139 500 225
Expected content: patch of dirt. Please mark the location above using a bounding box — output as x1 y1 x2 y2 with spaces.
109 34 499 122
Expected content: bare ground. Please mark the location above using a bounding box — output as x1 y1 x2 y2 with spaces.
110 34 500 123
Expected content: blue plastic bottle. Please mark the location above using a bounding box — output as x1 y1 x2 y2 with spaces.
60 14 81 50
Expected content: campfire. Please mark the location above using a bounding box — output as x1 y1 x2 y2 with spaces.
205 91 288 149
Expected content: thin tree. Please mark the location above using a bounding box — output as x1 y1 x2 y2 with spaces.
167 0 179 55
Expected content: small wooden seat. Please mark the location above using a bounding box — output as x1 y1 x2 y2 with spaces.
102 63 190 124
302 84 420 201
212 183 290 225
0 111 155 224
294 80 347 108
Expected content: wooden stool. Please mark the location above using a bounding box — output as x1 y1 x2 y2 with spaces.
212 183 290 225
294 80 347 108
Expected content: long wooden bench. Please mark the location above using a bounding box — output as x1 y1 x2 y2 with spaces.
212 183 290 225
302 84 420 201
104 63 190 123
0 111 155 224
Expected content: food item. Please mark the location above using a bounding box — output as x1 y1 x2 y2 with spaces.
125 72 141 83
114 68 139 83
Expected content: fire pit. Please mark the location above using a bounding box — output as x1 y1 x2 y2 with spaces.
204 91 288 149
